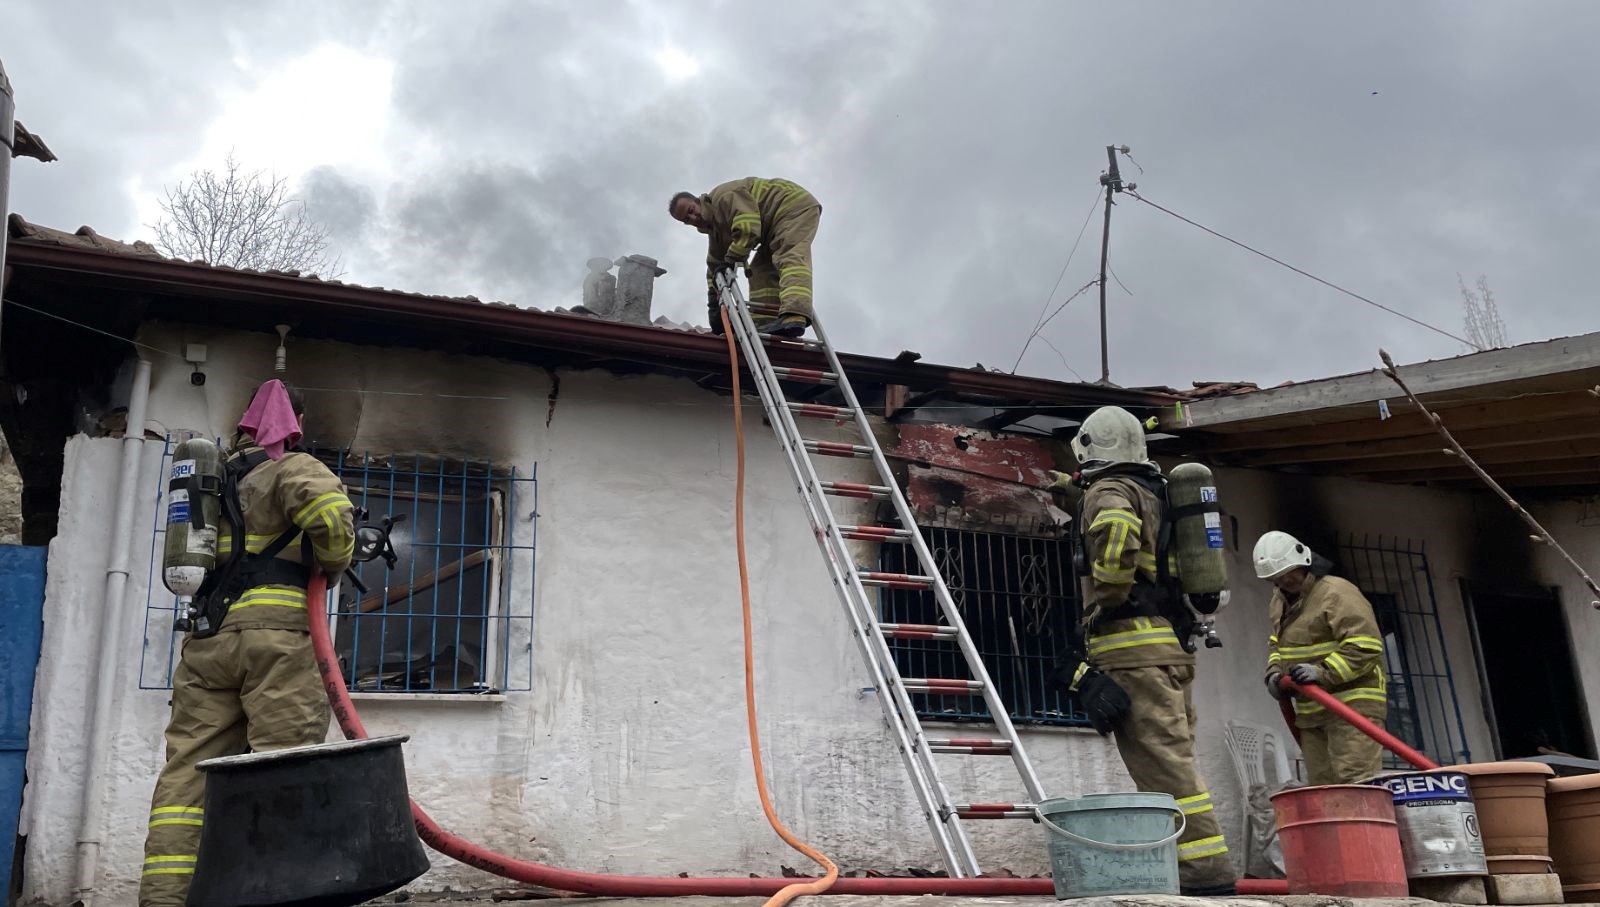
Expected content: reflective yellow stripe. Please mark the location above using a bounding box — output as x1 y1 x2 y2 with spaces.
1268 635 1279 644
1178 835 1229 861
1178 793 1214 815
230 587 309 612
778 286 812 298
1087 626 1181 655
293 492 348 524
1347 635 1384 652
779 266 812 278
1294 681 1388 714
1092 563 1136 584
149 805 204 827
1324 652 1354 681
749 288 782 299
143 854 198 876
215 533 280 557
1089 509 1141 531
774 190 812 216
1278 641 1340 658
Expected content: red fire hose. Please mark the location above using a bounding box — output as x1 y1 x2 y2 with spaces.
1278 676 1439 770
306 572 1288 896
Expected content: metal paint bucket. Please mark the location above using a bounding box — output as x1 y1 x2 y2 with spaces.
1371 770 1488 878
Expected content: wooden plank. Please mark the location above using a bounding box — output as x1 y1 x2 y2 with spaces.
1163 332 1600 430
1429 470 1600 490
1176 391 1600 455
1342 440 1600 474
1222 415 1600 467
356 548 490 613
1359 456 1600 485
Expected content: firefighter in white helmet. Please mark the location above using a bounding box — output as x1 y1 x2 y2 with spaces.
1255 530 1388 784
1047 406 1235 895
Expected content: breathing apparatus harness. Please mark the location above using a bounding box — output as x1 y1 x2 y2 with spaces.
1064 465 1225 654
175 446 404 638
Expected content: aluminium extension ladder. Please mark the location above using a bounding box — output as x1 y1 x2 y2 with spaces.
715 269 1049 878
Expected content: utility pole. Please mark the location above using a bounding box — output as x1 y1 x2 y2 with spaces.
1097 144 1134 385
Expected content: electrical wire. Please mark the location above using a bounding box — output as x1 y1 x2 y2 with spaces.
5 298 192 362
1036 336 1087 382
1012 190 1103 373
1124 191 1473 347
1032 278 1101 336
4 298 510 401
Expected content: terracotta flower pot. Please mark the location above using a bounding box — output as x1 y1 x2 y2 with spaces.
1454 761 1557 875
1549 773 1600 903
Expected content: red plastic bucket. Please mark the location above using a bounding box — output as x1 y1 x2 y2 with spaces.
1272 784 1408 897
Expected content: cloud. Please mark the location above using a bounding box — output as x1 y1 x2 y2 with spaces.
9 0 1600 390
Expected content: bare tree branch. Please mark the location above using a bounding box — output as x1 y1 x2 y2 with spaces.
151 152 344 278
1459 273 1507 352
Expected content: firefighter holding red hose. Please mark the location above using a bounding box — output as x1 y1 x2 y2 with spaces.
1255 531 1388 785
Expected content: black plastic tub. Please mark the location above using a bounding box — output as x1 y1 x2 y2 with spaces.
189 735 430 907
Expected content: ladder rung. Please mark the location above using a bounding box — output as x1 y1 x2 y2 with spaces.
767 336 827 352
804 440 873 459
858 570 935 590
839 525 913 543
788 402 851 421
954 803 1035 819
821 481 891 500
903 678 985 695
928 737 1013 756
772 366 837 385
879 622 958 641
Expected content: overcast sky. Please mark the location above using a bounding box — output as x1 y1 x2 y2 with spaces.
9 2 1600 389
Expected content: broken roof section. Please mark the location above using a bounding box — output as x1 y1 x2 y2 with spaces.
1159 334 1600 496
3 215 1170 420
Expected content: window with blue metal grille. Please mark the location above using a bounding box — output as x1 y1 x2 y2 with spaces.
878 525 1089 727
1336 534 1470 766
141 441 536 695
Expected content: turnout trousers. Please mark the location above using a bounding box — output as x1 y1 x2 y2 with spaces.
1105 663 1237 891
139 627 329 907
747 202 821 323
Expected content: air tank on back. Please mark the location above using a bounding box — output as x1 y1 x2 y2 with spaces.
1168 462 1226 595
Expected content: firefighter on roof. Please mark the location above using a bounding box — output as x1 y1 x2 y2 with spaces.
1047 406 1236 896
139 381 355 907
670 177 821 338
1256 530 1388 785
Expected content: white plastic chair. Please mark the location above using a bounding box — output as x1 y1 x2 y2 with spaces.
1224 719 1292 878
1224 719 1292 789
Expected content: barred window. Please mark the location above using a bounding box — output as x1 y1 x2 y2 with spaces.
140 439 537 697
1338 534 1470 765
878 525 1088 727
324 452 536 695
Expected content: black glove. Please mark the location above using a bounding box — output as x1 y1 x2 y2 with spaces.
707 296 725 335
1264 670 1287 700
1076 669 1132 736
1289 662 1322 685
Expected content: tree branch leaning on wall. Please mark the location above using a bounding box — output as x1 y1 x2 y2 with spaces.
1379 348 1600 610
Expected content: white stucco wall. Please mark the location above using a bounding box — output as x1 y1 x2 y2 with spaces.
20 320 1580 903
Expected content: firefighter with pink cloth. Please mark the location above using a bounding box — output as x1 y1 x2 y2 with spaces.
139 380 356 907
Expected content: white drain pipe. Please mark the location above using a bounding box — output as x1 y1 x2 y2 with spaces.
74 356 153 907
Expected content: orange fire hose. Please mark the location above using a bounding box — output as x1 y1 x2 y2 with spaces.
721 308 840 907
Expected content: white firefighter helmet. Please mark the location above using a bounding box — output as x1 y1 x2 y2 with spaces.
1253 530 1313 579
1070 406 1150 477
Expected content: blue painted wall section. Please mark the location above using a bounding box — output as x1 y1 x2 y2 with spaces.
0 545 47 900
